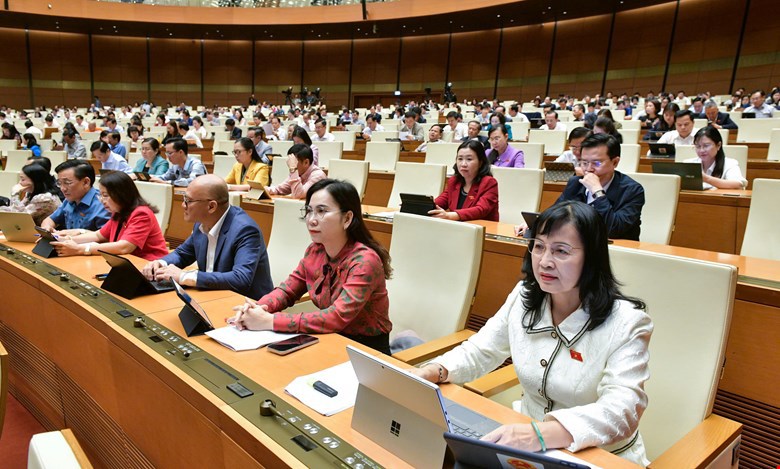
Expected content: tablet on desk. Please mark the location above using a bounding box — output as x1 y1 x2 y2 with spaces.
648 143 676 157
246 180 272 200
134 172 152 182
399 193 436 217
445 432 591 469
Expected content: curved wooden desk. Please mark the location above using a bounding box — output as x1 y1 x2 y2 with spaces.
0 240 634 468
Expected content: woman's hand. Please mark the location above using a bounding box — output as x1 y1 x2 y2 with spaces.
409 363 447 383
229 299 273 331
481 424 543 452
428 205 459 221
50 239 88 257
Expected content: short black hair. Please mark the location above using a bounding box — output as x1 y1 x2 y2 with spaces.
55 159 96 187
288 143 314 164
580 133 620 159
675 109 694 121
166 137 189 155
568 126 591 141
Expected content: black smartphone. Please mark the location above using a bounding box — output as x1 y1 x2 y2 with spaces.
267 335 319 356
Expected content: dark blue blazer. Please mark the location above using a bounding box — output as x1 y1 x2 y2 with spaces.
163 205 273 298
710 111 738 130
556 171 645 241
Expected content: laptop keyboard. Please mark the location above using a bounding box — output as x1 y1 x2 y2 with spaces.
450 422 484 439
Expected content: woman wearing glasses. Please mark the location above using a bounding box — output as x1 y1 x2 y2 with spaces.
50 171 168 260
224 137 270 191
486 124 525 168
413 200 653 466
229 178 393 354
683 126 747 189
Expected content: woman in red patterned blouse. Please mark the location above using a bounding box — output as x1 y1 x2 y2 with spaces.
230 179 394 354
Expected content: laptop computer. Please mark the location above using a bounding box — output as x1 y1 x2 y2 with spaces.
648 142 676 157
399 193 436 217
347 345 501 468
544 162 576 182
98 250 175 299
0 212 39 242
651 162 705 191
445 432 591 469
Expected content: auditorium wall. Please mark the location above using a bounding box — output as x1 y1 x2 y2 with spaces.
1 0 778 110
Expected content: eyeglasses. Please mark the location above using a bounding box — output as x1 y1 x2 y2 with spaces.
578 160 605 169
99 193 111 200
182 195 210 207
529 239 582 262
300 205 344 221
56 179 77 188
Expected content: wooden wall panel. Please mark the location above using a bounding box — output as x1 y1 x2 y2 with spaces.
351 38 400 94
498 23 554 102
28 31 91 108
449 30 500 101
93 36 148 107
398 34 449 96
254 40 301 105
604 3 675 96
0 28 30 109
149 38 200 106
665 0 745 96
303 39 351 109
203 40 252 107
549 14 612 98
734 0 780 92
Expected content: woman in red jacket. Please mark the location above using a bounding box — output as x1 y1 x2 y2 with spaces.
430 139 499 221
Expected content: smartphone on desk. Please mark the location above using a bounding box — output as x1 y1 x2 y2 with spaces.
267 335 319 355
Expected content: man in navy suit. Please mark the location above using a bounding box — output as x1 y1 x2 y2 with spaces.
703 100 738 130
143 174 274 299
556 133 645 240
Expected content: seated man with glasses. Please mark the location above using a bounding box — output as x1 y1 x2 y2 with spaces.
149 137 206 187
40 159 110 234
516 133 644 241
142 174 273 299
266 143 326 199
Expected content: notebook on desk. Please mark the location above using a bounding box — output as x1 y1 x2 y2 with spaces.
648 142 676 157
651 161 705 191
347 346 501 468
98 250 175 299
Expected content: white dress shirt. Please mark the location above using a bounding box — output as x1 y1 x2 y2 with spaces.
683 156 747 189
656 129 697 146
435 282 653 466
539 122 567 131
312 132 335 142
177 207 231 286
444 122 468 141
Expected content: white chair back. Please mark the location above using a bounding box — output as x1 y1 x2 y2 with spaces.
723 145 748 176
369 131 399 142
508 122 530 141
741 178 780 260
0 171 19 197
0 340 6 440
81 132 101 142
327 159 369 200
618 128 640 144
270 156 291 186
5 150 33 172
212 155 235 179
609 246 737 460
387 162 446 208
27 430 88 469
365 141 401 172
0 140 17 154
619 144 641 173
424 143 460 175
388 213 484 343
267 198 310 286
491 167 543 224
212 140 235 155
332 131 356 151
628 172 680 244
674 144 697 162
135 181 173 234
344 124 362 133
767 129 780 161
508 142 544 169
528 129 566 155
611 109 626 121
735 118 780 143
269 140 294 159
41 150 67 171
312 141 343 169
126 152 143 170
620 120 641 130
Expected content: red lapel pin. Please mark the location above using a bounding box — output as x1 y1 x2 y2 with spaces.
570 350 583 362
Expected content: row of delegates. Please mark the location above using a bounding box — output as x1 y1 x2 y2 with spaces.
149 138 207 186
229 179 394 354
132 138 170 177
47 171 168 260
225 137 270 191
429 140 499 222
518 134 645 241
685 126 748 189
412 200 653 466
266 144 327 198
142 175 274 299
90 141 133 175
0 162 61 225
41 160 110 233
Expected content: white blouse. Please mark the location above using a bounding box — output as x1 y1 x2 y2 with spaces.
436 282 653 466
683 156 747 189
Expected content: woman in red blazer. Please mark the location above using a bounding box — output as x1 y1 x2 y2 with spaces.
430 139 499 221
